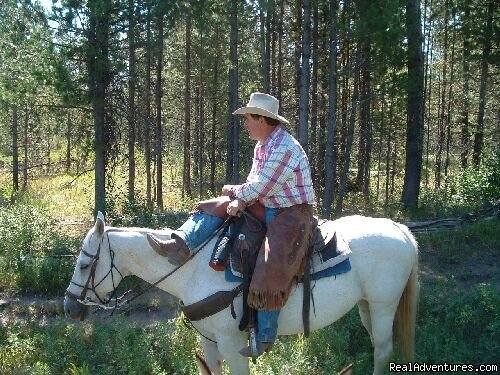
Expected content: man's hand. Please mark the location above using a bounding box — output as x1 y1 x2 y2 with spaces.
221 185 236 196
227 199 245 217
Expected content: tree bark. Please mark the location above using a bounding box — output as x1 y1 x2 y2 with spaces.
128 0 136 202
144 2 153 208
155 8 164 208
210 25 220 195
309 3 319 185
66 111 71 173
260 1 270 93
459 1 471 169
87 0 111 216
322 0 338 218
355 39 372 201
472 0 494 168
444 9 456 178
434 1 449 188
401 0 425 209
183 16 192 197
226 0 239 183
276 0 284 103
335 49 360 217
22 105 29 190
12 105 19 194
297 0 311 152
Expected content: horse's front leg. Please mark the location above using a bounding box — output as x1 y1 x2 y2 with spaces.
198 336 223 375
215 333 249 375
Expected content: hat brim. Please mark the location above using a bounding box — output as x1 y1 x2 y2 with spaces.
233 106 289 124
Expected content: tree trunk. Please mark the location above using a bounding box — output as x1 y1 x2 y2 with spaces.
335 49 360 217
12 105 19 194
155 9 164 208
183 16 192 197
423 0 433 187
444 9 456 178
128 0 136 202
226 0 239 183
22 105 28 190
385 89 395 207
66 111 71 173
459 1 471 169
472 0 494 168
198 29 205 198
355 39 372 201
210 26 220 195
277 0 284 103
294 0 302 127
87 0 111 216
401 0 425 209
260 1 270 93
309 3 319 185
144 2 153 208
297 0 311 151
322 0 338 218
434 1 448 188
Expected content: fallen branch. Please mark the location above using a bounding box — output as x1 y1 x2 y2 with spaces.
404 200 499 233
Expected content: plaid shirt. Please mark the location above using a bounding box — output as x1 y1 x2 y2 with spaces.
231 126 315 208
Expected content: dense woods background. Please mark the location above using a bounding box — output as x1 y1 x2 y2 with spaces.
0 0 498 218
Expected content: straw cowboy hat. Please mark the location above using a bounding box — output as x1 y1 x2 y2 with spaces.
233 92 289 124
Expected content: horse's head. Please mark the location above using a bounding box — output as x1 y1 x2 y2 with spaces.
64 211 124 320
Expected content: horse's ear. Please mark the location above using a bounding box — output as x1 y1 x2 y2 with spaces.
95 211 105 237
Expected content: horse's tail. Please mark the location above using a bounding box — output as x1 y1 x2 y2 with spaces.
394 224 419 361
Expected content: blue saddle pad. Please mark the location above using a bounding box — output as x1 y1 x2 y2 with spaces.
225 258 351 283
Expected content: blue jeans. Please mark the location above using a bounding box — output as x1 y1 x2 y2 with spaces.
178 208 280 343
258 207 280 343
176 212 224 251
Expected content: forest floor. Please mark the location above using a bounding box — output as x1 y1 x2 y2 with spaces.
1 220 499 327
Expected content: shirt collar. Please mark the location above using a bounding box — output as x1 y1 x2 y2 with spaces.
259 126 282 148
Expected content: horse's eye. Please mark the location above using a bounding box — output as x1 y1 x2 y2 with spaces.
80 263 90 270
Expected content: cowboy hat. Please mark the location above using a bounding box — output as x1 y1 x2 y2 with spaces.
233 92 289 124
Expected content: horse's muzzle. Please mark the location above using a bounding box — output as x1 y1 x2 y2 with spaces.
64 295 89 321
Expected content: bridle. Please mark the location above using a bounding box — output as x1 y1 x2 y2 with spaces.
65 215 242 314
65 230 125 310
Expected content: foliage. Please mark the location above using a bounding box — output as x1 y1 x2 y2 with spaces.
0 280 498 374
417 282 499 365
0 317 199 375
419 154 500 217
0 204 76 295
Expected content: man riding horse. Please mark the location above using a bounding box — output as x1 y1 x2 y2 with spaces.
148 92 315 358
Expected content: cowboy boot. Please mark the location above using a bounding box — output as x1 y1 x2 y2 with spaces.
239 341 274 358
147 233 190 266
239 310 279 358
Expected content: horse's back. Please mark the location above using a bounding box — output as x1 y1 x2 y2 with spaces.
334 215 417 301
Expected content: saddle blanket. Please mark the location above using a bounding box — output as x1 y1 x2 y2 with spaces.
225 221 352 283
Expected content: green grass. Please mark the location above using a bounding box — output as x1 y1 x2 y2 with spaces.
1 280 498 374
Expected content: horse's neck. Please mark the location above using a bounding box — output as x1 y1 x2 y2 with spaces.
108 228 197 299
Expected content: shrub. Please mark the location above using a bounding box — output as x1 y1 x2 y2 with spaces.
0 205 76 295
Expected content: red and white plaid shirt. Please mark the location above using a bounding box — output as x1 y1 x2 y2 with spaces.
231 126 315 208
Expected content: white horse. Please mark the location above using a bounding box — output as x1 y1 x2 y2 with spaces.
64 212 418 375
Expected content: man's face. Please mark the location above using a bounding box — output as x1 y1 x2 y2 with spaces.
243 113 264 141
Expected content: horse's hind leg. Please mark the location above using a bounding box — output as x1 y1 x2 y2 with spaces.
200 336 223 375
357 300 373 344
369 301 399 375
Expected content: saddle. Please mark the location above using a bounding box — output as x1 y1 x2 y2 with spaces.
181 209 352 339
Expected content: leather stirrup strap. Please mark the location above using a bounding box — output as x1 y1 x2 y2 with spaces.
239 235 251 331
302 253 311 337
